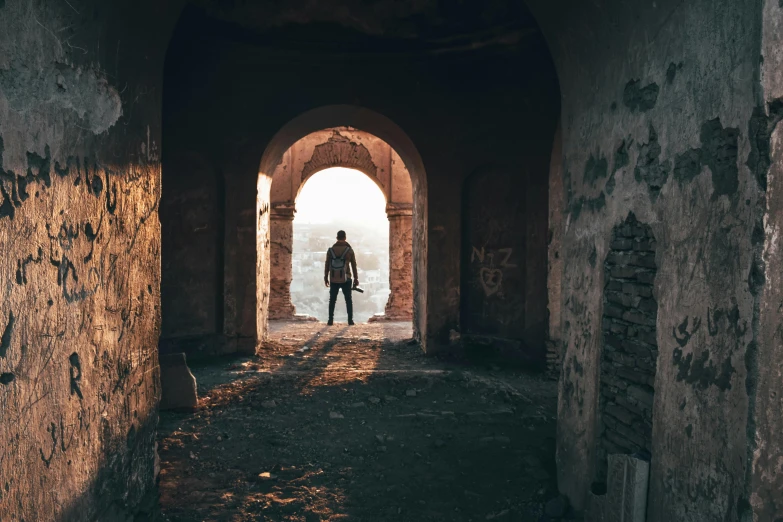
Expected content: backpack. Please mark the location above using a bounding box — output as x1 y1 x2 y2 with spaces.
328 247 352 284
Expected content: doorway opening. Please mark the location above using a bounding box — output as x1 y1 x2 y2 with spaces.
265 125 416 332
289 167 390 323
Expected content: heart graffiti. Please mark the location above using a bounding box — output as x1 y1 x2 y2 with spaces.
479 267 503 296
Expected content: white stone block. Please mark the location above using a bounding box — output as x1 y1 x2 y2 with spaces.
606 454 650 522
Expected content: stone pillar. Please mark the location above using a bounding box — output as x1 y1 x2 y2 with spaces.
384 204 413 320
269 204 296 319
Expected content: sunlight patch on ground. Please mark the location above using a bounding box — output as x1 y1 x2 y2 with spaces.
157 321 560 521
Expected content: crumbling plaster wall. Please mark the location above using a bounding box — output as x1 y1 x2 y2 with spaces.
527 0 776 518
268 204 296 320
268 128 413 320
0 0 181 519
752 0 783 518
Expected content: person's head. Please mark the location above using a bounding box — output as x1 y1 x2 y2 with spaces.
336 230 346 241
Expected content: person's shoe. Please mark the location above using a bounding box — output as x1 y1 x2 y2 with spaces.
327 319 334 326
348 320 355 326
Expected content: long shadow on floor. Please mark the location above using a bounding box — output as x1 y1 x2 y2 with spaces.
156 323 561 522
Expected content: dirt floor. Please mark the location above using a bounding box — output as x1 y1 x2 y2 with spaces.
155 321 565 521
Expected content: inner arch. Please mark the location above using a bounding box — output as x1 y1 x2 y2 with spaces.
257 105 428 345
265 125 415 328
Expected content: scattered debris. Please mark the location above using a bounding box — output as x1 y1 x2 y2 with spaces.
157 321 558 521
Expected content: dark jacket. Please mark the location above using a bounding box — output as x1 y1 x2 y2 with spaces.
324 240 358 281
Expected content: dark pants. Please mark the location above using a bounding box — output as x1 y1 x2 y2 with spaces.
328 281 353 321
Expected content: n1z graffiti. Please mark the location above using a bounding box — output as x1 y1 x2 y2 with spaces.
471 246 516 296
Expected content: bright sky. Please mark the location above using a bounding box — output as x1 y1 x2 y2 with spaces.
294 167 388 226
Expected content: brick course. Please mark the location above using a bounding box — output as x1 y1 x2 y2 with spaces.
597 214 657 480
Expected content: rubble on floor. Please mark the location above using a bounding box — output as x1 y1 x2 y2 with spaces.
155 321 566 521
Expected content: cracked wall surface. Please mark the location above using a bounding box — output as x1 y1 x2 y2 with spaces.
751 0 783 518
0 0 180 519
527 0 783 518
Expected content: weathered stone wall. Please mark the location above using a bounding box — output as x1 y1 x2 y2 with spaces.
547 125 564 374
0 0 180 519
526 0 777 518
460 160 551 361
461 167 528 345
752 1 783 517
525 143 551 354
159 141 257 357
597 214 657 480
161 16 259 358
384 204 414 320
160 150 223 339
268 205 296 319
268 128 414 321
256 173 272 345
162 6 559 352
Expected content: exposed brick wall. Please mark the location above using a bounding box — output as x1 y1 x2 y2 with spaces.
597 213 658 480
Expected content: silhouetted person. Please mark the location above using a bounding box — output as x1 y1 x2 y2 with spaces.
324 230 359 326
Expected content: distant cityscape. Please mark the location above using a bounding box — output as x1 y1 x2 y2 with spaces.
291 222 390 322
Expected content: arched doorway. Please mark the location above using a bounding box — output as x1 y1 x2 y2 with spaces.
267 128 413 323
257 105 428 347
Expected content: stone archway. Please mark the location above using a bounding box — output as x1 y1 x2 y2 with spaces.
268 128 414 322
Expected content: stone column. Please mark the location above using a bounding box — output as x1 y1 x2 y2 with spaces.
384 204 413 320
269 204 296 319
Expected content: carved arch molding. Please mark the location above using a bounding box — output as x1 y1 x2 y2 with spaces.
301 131 378 181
